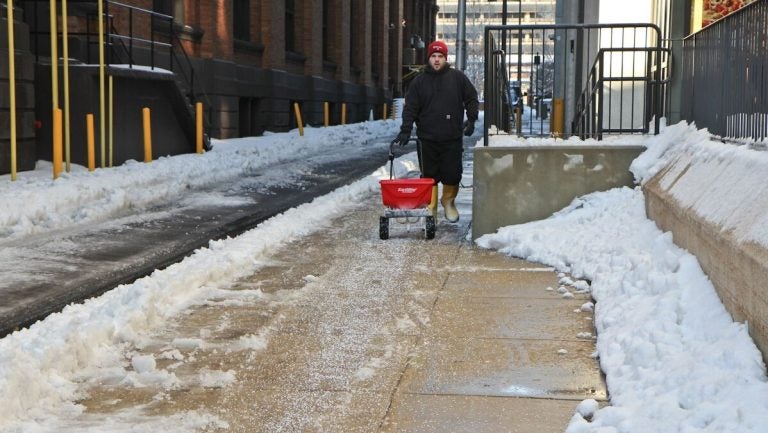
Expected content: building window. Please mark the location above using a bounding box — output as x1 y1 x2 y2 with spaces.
286 0 296 52
234 0 250 41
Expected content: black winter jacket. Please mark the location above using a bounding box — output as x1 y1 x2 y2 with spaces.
400 65 479 142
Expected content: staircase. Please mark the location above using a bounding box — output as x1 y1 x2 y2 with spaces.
483 23 670 144
19 0 210 168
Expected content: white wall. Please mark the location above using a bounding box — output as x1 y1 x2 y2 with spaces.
599 0 654 131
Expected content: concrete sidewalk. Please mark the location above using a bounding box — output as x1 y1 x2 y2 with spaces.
78 186 606 432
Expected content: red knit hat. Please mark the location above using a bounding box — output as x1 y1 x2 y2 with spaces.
428 40 448 57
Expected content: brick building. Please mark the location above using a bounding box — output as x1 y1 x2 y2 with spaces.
0 0 438 175
163 0 440 137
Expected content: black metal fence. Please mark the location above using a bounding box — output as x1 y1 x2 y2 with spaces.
682 0 768 141
484 23 668 145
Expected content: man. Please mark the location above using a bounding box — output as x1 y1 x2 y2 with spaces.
393 40 479 223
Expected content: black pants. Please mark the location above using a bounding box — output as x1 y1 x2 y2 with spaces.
418 138 463 185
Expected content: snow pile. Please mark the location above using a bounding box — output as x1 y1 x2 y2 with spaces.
477 122 768 432
632 121 768 248
0 121 408 432
0 120 400 241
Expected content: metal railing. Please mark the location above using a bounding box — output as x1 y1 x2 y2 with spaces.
485 32 515 135
682 0 768 141
483 23 668 145
22 0 209 110
85 2 174 71
574 46 671 139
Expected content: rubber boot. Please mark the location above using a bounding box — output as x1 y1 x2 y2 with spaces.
441 184 460 222
426 185 438 219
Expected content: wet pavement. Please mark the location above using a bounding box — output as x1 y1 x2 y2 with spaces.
73 187 606 432
4 133 607 431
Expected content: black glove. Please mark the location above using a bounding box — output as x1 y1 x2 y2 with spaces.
393 131 411 146
463 120 475 137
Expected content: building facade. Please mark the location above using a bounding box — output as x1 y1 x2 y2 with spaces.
119 0 438 137
435 0 557 99
0 0 438 175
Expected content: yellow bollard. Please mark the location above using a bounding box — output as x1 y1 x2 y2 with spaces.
323 102 329 127
142 107 152 162
383 103 388 120
552 98 565 138
53 108 63 179
196 102 204 154
7 0 17 181
515 107 522 135
86 114 95 171
341 103 347 125
293 102 304 136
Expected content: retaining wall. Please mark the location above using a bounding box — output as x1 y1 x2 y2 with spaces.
643 146 768 360
472 145 645 240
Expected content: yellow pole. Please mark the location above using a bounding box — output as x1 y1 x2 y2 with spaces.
142 107 152 162
196 102 203 154
53 108 63 179
49 0 58 109
7 0 18 181
49 0 59 174
341 103 346 125
62 0 71 172
552 98 565 138
86 114 95 171
515 107 522 135
293 102 304 136
383 103 387 120
108 74 113 166
323 102 329 127
97 0 105 167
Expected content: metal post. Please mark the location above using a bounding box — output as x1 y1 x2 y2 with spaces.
62 0 71 172
129 8 133 68
502 0 507 54
516 0 522 85
456 0 466 71
483 29 490 146
7 0 18 180
98 0 105 167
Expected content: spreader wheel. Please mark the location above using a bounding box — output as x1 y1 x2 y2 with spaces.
379 216 389 240
425 216 436 239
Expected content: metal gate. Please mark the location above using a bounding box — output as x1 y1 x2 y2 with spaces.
483 23 669 145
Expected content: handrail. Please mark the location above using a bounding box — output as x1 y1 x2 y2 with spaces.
573 46 670 139
23 0 211 140
483 32 520 144
93 1 212 140
109 0 172 20
169 31 205 104
484 23 668 143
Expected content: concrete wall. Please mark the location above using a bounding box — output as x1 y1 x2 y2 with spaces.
644 150 768 361
472 145 645 239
